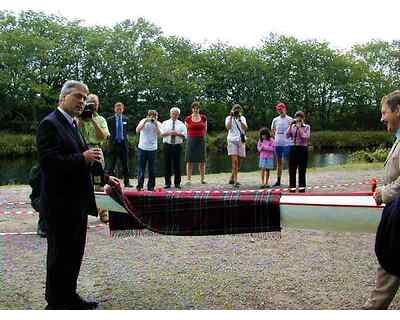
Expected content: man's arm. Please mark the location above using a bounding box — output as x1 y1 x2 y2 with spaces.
136 118 147 133
37 120 87 173
37 120 104 173
92 116 109 141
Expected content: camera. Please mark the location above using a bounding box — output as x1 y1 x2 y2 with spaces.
233 110 240 117
80 102 95 119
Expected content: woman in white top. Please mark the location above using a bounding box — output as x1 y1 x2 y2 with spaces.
225 104 248 188
135 110 162 191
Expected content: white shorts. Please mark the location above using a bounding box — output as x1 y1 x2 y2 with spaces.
227 140 246 158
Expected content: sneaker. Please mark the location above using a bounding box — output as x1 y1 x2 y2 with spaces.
136 186 143 191
175 185 181 189
272 181 281 187
233 182 241 188
228 179 234 185
201 180 207 184
164 185 171 189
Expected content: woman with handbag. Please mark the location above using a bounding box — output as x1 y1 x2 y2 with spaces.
225 104 248 188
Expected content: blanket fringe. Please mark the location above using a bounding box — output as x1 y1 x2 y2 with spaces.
110 229 281 240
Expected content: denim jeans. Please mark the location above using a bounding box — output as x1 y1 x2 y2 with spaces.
137 148 156 190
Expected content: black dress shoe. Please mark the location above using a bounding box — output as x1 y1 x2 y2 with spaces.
37 227 47 238
164 185 171 189
175 185 181 189
72 295 99 310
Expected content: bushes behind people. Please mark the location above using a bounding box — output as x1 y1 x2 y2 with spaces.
0 130 394 158
350 148 389 163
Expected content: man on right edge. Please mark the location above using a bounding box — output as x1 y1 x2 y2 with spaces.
364 90 400 309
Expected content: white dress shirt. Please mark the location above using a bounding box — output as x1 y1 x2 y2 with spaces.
161 118 187 144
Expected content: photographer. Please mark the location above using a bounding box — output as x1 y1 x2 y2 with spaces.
286 111 310 192
77 93 110 222
225 104 248 188
78 94 109 149
135 110 162 191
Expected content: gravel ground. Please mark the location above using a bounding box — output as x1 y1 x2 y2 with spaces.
1 166 400 310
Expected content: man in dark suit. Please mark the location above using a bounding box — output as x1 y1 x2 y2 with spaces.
106 102 132 187
37 80 119 309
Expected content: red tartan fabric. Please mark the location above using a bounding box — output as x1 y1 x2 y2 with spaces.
107 186 281 236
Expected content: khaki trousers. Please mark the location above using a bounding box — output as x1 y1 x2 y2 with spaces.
363 265 400 309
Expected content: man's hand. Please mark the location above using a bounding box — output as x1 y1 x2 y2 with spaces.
373 189 383 205
83 148 103 162
107 176 121 187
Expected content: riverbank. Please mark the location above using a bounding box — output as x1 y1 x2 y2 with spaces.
2 163 399 310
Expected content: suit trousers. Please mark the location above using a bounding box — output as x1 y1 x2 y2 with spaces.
164 143 182 187
45 213 88 305
31 197 47 232
288 145 308 192
107 142 130 181
363 265 400 309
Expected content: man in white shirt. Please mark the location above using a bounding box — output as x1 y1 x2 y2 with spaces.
271 102 293 187
135 110 162 191
161 107 187 189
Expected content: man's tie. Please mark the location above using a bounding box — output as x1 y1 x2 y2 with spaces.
116 115 123 143
72 120 85 146
171 119 176 144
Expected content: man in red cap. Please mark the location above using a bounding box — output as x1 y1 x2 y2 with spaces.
271 102 293 187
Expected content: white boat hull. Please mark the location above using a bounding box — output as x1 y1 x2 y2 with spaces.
95 192 383 233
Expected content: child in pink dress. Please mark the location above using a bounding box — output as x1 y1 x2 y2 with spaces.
257 127 275 188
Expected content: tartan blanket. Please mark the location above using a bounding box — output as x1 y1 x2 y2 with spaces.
106 184 281 237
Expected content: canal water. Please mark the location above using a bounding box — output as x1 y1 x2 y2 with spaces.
0 151 350 186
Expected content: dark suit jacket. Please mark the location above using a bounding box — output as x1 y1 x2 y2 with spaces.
107 114 129 145
37 109 97 221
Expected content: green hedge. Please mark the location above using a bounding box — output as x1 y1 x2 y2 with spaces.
350 147 389 163
0 130 395 158
207 130 394 152
0 133 37 157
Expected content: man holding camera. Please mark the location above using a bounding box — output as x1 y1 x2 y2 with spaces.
225 104 248 188
78 94 109 148
271 102 293 187
135 110 162 191
77 94 110 222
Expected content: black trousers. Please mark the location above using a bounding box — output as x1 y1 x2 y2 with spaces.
31 197 47 232
107 142 130 182
164 143 182 187
45 213 88 305
288 145 308 192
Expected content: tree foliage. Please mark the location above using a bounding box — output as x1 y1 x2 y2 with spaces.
1 11 399 132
